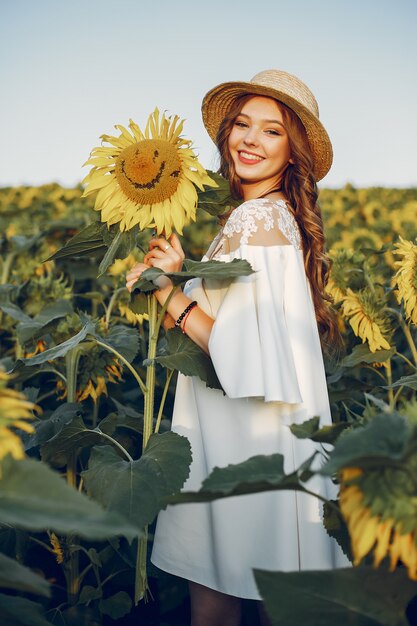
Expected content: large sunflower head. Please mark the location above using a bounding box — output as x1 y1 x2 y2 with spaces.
0 370 39 465
392 237 417 325
341 288 391 353
82 109 217 236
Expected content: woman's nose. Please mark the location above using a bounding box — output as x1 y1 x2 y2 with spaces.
243 127 259 146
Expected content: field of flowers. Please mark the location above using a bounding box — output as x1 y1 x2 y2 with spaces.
1 182 417 625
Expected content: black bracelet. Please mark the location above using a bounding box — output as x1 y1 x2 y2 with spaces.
174 301 197 328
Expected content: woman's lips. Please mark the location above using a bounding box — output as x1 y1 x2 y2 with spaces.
238 151 264 165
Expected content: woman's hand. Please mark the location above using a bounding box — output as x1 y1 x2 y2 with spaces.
125 233 185 299
144 233 185 273
125 262 150 293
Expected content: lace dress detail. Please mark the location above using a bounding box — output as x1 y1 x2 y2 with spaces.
210 199 302 260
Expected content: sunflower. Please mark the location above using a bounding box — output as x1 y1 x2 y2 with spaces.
0 370 39 464
332 228 383 253
82 109 217 236
339 466 417 580
392 237 417 325
56 357 123 403
341 288 391 353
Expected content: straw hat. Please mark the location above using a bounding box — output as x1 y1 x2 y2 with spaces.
201 69 333 181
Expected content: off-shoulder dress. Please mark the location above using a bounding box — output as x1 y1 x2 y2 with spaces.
151 198 347 600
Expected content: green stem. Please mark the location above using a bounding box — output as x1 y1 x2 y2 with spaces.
135 529 149 604
104 287 127 329
93 429 134 462
395 350 416 370
135 293 160 604
155 369 174 434
93 338 146 395
386 307 417 366
143 294 158 450
385 358 394 409
65 347 83 606
153 284 179 340
1 251 15 284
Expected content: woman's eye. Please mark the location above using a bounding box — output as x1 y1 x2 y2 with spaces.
235 121 248 128
266 129 280 136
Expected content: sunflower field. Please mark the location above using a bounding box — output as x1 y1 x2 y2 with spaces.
1 180 417 626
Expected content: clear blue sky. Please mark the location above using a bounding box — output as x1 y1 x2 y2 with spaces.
1 0 416 188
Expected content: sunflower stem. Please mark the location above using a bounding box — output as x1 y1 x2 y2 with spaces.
385 359 395 409
155 369 174 434
64 348 83 606
135 293 159 603
386 308 417 366
104 287 126 329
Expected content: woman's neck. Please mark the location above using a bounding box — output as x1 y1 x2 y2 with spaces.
241 180 286 202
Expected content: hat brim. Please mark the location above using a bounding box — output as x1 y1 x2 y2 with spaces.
201 81 333 182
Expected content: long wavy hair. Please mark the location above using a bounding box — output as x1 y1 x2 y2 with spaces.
216 94 341 351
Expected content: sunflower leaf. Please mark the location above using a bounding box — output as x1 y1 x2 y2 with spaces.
254 566 416 626
320 413 410 476
40 415 106 467
290 415 350 444
168 453 316 505
146 327 222 389
0 455 137 539
197 171 238 217
98 230 135 277
134 257 254 292
16 320 95 366
82 432 192 529
341 344 395 368
16 299 74 344
47 222 107 260
385 374 417 391
25 402 83 450
0 553 51 597
0 593 54 626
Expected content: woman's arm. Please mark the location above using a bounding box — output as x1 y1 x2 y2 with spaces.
125 234 214 354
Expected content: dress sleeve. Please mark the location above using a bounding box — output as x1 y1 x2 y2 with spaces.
207 200 306 404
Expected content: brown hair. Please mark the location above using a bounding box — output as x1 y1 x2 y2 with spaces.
216 95 341 351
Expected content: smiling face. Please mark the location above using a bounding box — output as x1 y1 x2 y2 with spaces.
227 96 292 199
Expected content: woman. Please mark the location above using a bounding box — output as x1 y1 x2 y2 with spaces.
126 69 346 626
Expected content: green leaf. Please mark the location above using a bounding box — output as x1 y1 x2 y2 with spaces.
169 453 315 505
322 500 353 562
98 229 137 277
134 257 254 292
40 415 106 467
0 456 137 539
254 566 416 626
320 413 410 476
386 374 417 391
93 324 140 362
0 303 31 324
99 591 132 619
290 416 349 445
197 171 238 217
149 328 222 390
0 553 51 597
25 403 83 451
78 585 102 604
17 299 73 344
47 222 107 260
18 320 95 366
0 593 53 626
82 432 192 529
342 344 395 368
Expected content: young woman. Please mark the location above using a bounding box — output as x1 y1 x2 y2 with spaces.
126 69 346 626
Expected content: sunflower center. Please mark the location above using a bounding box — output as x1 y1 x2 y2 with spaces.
115 139 181 205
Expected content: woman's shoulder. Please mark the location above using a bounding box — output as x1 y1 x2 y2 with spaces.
223 198 302 249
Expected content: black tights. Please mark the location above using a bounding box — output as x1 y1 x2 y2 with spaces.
188 581 273 626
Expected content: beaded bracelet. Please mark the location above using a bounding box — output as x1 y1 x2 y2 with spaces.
174 301 197 329
180 308 194 334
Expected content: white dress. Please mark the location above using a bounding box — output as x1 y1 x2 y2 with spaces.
151 198 347 600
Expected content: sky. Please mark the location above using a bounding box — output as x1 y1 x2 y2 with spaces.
0 0 416 189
